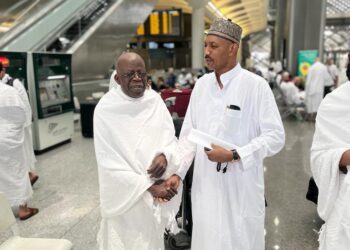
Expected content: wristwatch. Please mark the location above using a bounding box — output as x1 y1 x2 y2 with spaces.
231 149 240 161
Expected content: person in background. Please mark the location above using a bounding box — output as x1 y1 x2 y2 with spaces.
305 58 332 121
280 72 304 106
166 67 176 88
293 75 305 91
310 51 350 250
177 68 187 88
147 75 158 91
0 63 39 186
94 52 182 250
325 58 339 92
157 76 167 91
267 66 277 89
0 62 39 220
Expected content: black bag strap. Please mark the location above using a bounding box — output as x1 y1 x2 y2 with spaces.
5 77 14 87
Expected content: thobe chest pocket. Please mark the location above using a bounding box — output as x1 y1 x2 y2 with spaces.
222 108 241 134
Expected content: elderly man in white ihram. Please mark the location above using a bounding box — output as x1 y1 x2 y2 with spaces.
94 52 182 250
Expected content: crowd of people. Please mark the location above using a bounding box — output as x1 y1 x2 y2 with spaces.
264 56 341 122
147 67 207 92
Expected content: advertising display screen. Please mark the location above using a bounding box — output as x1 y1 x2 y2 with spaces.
39 75 71 108
33 53 74 118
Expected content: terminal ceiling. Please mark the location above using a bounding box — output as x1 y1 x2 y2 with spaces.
155 0 268 36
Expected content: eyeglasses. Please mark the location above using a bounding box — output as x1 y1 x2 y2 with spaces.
120 71 147 79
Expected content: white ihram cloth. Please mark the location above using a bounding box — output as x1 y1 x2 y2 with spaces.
2 75 37 171
94 87 182 250
108 70 117 90
176 64 285 250
311 82 350 250
305 62 331 113
0 83 33 206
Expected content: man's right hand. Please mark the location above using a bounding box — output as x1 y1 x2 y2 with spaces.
148 180 177 201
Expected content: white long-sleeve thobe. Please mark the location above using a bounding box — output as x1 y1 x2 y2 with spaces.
177 64 285 250
311 82 350 250
94 87 182 250
305 62 331 113
0 83 33 206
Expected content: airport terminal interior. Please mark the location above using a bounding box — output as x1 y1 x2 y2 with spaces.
0 0 350 249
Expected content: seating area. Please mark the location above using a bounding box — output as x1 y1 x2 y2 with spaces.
273 81 305 121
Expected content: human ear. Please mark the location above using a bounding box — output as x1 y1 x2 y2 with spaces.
115 74 120 85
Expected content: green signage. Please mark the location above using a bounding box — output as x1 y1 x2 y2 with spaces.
297 50 318 77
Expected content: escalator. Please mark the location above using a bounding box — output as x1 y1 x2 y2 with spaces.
0 0 63 42
0 0 158 81
0 0 107 51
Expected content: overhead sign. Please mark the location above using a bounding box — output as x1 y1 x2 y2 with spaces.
137 9 182 36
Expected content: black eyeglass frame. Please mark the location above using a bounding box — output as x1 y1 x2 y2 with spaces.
120 71 147 79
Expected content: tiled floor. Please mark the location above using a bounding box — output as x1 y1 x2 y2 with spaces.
0 119 322 249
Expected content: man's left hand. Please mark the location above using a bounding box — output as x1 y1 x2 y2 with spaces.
147 154 167 178
205 144 234 163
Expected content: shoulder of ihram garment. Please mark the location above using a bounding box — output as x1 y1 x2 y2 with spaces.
318 82 350 115
313 82 350 151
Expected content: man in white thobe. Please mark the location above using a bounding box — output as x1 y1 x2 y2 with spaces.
0 64 38 220
311 55 350 250
167 18 285 250
0 71 38 185
94 52 182 250
305 58 332 120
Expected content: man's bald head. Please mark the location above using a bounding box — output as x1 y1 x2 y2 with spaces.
115 52 147 98
115 52 145 73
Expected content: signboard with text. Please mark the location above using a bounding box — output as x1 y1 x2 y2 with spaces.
136 9 182 37
297 50 318 77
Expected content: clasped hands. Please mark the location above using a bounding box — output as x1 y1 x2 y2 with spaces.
147 154 181 202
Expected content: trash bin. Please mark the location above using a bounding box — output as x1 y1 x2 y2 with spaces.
80 100 98 138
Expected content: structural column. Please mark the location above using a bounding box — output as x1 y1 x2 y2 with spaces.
273 0 287 63
286 0 327 74
188 0 209 70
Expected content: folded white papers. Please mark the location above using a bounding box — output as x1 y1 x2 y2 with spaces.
188 129 237 150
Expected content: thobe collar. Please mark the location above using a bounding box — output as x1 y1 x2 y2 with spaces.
217 63 242 89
